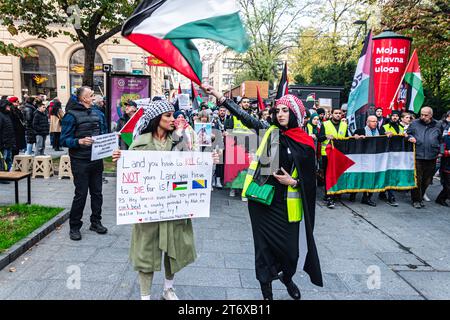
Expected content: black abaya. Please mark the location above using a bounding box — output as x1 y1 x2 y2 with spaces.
248 141 299 284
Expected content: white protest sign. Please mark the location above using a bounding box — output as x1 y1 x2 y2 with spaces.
91 133 119 161
178 94 190 110
134 98 151 107
116 150 213 225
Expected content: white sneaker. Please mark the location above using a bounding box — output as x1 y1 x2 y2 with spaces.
423 193 431 202
162 287 179 300
141 295 151 300
241 197 248 202
216 178 223 189
229 189 236 197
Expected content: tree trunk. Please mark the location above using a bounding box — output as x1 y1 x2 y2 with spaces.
82 43 98 88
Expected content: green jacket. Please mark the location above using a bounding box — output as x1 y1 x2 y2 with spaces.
128 132 197 274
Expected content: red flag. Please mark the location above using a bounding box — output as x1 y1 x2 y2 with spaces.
325 143 355 191
178 83 182 94
256 86 265 111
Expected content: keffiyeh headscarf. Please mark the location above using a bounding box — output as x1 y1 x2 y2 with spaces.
276 94 307 127
133 100 175 139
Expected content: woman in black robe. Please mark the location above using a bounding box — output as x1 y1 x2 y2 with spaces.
202 85 323 300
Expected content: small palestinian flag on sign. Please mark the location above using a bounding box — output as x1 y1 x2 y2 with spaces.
192 180 207 189
173 181 188 191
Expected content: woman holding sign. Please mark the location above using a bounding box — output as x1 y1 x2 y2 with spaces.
112 99 218 300
202 84 323 300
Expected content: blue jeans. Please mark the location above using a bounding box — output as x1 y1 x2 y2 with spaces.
26 143 34 155
1 148 13 171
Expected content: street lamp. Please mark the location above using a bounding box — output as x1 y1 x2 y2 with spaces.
353 20 368 35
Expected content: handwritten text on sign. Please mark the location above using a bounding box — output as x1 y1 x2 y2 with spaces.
116 151 213 225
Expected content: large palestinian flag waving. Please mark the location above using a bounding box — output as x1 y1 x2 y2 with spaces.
326 136 416 194
122 0 250 84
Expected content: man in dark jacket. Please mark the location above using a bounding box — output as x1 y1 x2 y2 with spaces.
61 86 108 241
32 101 50 156
406 106 443 209
0 100 16 171
23 97 36 155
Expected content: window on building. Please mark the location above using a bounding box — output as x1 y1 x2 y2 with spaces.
69 49 104 95
21 45 57 99
222 74 235 85
223 58 241 70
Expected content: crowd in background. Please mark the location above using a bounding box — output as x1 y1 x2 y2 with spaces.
1 92 449 207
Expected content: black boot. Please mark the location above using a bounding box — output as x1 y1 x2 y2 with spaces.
260 282 273 300
280 275 301 300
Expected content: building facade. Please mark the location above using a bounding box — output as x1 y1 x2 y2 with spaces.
0 25 170 104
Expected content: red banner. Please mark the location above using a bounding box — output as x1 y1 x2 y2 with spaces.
146 55 169 67
372 35 411 117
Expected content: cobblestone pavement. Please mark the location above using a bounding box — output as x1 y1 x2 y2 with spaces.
1 173 449 300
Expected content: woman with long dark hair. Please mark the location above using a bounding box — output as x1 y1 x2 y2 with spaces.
112 99 218 300
202 84 323 300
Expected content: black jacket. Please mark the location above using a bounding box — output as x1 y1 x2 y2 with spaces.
10 107 26 150
0 110 16 149
23 103 36 143
33 110 50 136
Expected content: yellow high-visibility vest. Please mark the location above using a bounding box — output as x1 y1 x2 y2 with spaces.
383 123 404 135
242 125 303 223
232 116 254 135
321 120 348 156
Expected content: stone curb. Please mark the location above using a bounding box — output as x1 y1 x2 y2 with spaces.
0 208 70 271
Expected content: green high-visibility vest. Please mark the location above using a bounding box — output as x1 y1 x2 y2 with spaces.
306 123 314 135
241 125 303 223
233 116 254 135
321 120 348 156
383 123 404 135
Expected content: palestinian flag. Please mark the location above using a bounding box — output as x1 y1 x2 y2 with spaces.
403 49 424 114
306 93 316 102
326 136 416 194
347 30 373 134
173 83 182 111
256 85 265 111
276 62 289 99
173 181 188 191
122 0 250 84
119 107 144 147
191 81 202 110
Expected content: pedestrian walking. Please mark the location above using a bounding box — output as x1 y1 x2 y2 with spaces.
203 84 323 300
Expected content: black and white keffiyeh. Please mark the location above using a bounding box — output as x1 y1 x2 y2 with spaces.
133 99 175 139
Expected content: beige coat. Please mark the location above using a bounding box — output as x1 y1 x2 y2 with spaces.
128 132 197 274
50 109 64 133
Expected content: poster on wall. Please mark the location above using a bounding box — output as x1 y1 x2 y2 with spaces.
109 75 151 132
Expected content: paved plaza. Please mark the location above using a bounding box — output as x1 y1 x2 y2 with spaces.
0 165 449 300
